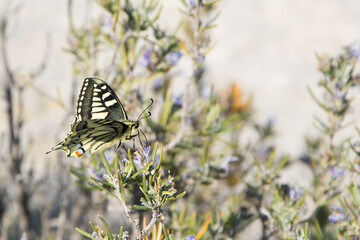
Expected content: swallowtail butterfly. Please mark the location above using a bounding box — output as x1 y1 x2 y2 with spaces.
47 78 151 157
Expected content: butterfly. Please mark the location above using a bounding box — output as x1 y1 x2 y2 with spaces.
47 78 152 157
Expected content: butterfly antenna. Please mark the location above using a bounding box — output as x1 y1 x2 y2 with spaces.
137 98 154 121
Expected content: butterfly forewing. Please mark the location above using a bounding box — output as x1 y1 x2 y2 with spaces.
76 78 128 121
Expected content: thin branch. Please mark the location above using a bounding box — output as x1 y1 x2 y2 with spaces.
1 10 30 234
140 207 161 238
1 16 15 86
193 0 201 62
0 4 22 87
114 189 140 236
24 81 65 107
67 0 75 34
1 8 16 166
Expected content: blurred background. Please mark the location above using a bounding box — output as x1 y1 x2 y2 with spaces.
2 0 360 155
1 0 360 239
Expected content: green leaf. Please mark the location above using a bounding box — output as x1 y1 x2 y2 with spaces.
118 172 126 202
200 24 218 32
312 218 324 239
90 177 116 197
119 226 124 239
203 0 221 5
75 227 95 239
89 221 97 231
266 149 276 169
169 191 186 201
307 85 330 112
155 147 163 173
151 142 159 162
304 222 309 239
128 148 136 172
274 154 290 175
148 5 163 27
160 88 173 125
176 191 186 199
140 197 153 209
162 224 170 240
101 151 112 175
349 183 360 207
74 181 98 191
133 204 150 210
69 166 88 181
98 215 112 239
132 162 152 179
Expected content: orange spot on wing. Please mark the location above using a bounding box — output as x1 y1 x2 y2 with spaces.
75 149 84 157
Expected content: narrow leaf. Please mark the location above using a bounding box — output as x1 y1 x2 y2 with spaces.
98 215 112 239
75 227 95 239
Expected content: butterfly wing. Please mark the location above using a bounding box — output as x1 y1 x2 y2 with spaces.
47 119 129 157
75 78 128 121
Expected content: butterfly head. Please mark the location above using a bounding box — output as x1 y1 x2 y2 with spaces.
126 120 141 140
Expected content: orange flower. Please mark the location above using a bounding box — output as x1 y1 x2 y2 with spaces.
227 82 251 112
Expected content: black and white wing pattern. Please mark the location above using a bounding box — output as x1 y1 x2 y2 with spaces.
47 78 141 157
75 78 128 121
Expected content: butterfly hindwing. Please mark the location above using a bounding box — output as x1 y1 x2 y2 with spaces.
76 78 128 121
50 119 129 157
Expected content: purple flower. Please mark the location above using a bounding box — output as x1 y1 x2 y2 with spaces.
200 85 211 99
186 236 195 240
299 153 311 164
102 17 112 28
197 52 205 62
166 51 182 65
335 91 346 100
328 166 345 179
351 141 359 148
152 77 164 90
92 168 106 181
133 153 143 171
172 94 183 107
181 172 191 180
101 17 113 35
266 117 276 127
288 187 296 200
225 156 240 174
104 149 114 162
346 42 360 61
328 208 345 223
143 146 151 158
154 154 160 166
140 46 153 67
334 83 341 91
188 0 202 7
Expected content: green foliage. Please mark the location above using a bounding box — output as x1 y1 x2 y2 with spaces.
63 1 360 240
